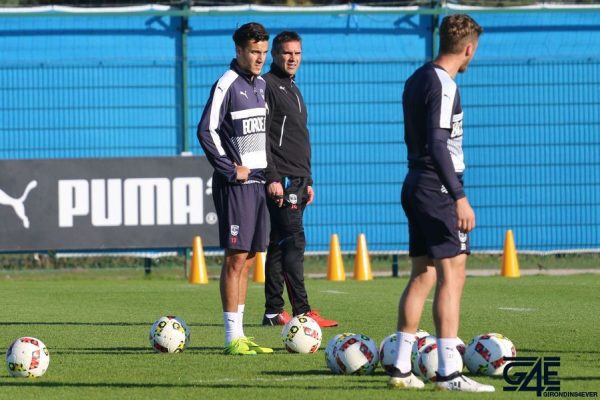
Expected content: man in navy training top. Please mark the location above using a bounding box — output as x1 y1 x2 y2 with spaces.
197 22 273 356
388 15 495 392
261 31 337 328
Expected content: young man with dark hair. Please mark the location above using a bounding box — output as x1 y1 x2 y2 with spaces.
197 22 273 356
388 15 494 391
261 31 337 328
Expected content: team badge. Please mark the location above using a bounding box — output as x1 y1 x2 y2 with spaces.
288 194 298 205
230 225 239 236
458 231 468 251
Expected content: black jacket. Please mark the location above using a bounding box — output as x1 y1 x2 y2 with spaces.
263 63 312 186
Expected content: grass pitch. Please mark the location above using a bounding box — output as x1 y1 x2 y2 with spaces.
0 270 598 399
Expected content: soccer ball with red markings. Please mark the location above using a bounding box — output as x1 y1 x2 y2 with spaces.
379 329 432 375
282 315 322 353
464 333 516 376
325 332 355 373
149 316 190 353
411 332 436 375
416 338 466 381
6 337 50 377
378 333 399 374
335 334 379 375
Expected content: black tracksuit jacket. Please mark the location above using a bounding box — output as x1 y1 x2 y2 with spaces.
263 63 313 186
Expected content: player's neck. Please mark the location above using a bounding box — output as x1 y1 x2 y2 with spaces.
433 54 460 79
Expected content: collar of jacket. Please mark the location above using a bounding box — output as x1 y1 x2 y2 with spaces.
230 59 257 84
269 62 295 83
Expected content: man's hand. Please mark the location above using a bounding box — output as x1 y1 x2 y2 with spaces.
307 186 314 205
234 163 249 183
456 197 475 233
268 181 284 207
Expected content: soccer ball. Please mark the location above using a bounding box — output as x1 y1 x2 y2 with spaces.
325 332 354 373
464 333 516 376
282 315 322 353
335 334 379 375
411 333 436 375
378 333 398 374
149 315 190 353
6 337 50 378
379 329 430 375
417 341 465 381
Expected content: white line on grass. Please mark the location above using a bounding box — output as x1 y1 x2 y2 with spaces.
320 290 349 295
498 307 535 312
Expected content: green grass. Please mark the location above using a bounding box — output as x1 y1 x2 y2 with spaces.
0 271 599 399
3 253 600 273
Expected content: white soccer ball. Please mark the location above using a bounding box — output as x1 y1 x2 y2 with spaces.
149 315 190 353
282 315 322 353
325 332 354 373
411 333 436 375
6 337 50 378
335 334 379 375
417 341 465 381
379 329 431 375
378 333 398 374
464 333 516 376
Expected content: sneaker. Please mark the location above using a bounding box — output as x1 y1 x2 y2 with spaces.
435 371 495 392
304 310 338 328
242 337 274 354
223 338 256 356
262 310 292 326
387 368 425 389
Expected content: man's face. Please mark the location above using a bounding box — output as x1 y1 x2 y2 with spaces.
458 39 478 74
273 40 302 76
236 40 269 77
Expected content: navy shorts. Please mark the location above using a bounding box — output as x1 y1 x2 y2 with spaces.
212 175 268 252
401 179 470 259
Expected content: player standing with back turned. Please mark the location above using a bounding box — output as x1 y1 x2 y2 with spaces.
388 15 495 392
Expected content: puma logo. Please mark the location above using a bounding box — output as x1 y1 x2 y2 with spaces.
0 180 38 228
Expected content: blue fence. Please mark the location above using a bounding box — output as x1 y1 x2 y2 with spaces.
1 9 599 253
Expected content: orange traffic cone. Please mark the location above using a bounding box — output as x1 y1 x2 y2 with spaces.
327 234 345 281
189 236 209 284
353 233 373 280
253 251 266 283
501 230 520 278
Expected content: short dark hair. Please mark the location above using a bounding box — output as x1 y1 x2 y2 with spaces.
232 22 269 48
272 31 302 54
439 14 483 55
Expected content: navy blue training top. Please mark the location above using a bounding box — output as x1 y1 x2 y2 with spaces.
403 62 466 200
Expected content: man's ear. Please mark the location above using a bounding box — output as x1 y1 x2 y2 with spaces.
464 42 474 58
235 45 242 57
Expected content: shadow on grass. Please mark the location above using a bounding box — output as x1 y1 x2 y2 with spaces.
518 348 600 355
51 346 232 355
262 369 389 378
0 321 223 327
560 376 600 381
0 381 386 390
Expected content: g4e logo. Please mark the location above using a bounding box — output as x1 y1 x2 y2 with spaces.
503 356 560 396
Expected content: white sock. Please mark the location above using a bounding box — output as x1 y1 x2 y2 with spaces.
393 331 416 373
223 312 240 345
237 304 246 338
437 337 461 377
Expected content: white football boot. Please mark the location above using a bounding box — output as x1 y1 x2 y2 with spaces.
435 372 495 392
387 368 425 389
